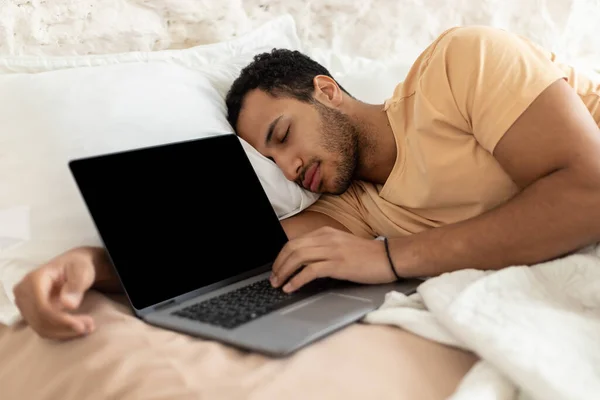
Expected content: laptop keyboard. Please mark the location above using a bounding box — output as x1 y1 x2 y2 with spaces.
171 278 332 330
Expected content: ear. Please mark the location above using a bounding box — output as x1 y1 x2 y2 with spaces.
312 75 343 107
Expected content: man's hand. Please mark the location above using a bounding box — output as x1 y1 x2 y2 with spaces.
13 247 99 340
270 226 397 293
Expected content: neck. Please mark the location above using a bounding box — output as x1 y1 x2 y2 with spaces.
346 101 397 185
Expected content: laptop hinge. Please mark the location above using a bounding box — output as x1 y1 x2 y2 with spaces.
154 299 177 311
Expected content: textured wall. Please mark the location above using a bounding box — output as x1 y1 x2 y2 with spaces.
0 0 598 66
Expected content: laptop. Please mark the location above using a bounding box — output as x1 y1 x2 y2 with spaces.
68 134 420 357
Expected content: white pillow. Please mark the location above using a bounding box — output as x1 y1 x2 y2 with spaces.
306 49 412 104
0 15 319 269
0 14 300 75
0 62 316 266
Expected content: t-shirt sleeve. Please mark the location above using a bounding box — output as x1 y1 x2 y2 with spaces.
418 26 568 154
306 183 377 239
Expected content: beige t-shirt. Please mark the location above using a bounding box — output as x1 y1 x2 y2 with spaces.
308 25 600 238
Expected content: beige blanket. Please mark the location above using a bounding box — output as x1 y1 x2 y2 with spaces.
0 291 476 400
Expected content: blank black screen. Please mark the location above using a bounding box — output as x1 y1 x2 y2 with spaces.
69 134 289 310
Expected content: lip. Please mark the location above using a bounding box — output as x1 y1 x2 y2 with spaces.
302 163 317 189
310 164 321 192
302 163 321 192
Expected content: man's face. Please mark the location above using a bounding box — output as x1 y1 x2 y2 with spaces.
236 89 359 195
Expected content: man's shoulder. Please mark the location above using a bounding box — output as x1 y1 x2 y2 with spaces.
397 26 526 90
385 26 476 99
431 25 508 48
429 25 543 63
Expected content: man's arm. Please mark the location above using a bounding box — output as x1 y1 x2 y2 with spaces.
391 79 600 276
281 210 350 239
86 246 123 292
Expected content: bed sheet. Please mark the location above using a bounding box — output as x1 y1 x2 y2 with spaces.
0 291 477 400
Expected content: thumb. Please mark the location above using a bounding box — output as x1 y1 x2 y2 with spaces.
60 261 95 309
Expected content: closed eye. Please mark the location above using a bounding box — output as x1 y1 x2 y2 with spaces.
281 126 290 143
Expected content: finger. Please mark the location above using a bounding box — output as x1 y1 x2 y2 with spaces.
273 226 345 273
52 313 95 335
37 301 91 335
45 329 85 341
51 314 96 337
25 269 87 334
297 225 339 239
42 315 95 340
282 262 333 293
272 246 331 288
60 261 95 309
272 236 325 277
29 267 61 317
15 263 94 339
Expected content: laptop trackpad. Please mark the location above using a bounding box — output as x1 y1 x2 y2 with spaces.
282 293 373 324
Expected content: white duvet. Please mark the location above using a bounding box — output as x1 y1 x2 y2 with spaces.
365 244 600 399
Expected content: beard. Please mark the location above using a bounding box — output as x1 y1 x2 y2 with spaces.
314 102 360 195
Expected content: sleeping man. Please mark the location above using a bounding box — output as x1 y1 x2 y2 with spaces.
13 25 600 340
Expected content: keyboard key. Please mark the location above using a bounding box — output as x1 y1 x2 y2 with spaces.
172 279 321 329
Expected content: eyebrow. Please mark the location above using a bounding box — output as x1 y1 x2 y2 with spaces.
265 115 283 146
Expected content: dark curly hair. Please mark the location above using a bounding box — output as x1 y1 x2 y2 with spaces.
225 48 352 131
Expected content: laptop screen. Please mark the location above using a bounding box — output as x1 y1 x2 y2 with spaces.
69 134 289 311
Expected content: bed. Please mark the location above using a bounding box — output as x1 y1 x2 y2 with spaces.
1 2 599 399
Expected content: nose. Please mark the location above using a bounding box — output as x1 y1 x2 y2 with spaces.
274 153 302 182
